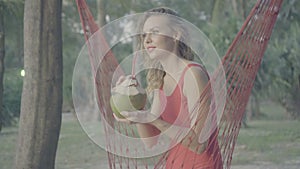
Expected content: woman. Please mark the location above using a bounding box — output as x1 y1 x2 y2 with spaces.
114 7 223 169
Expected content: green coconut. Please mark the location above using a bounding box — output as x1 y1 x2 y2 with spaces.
110 78 147 119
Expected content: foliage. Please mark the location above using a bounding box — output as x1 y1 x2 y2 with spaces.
2 0 299 126
0 0 24 128
0 0 24 17
260 0 300 118
2 69 22 126
62 1 84 112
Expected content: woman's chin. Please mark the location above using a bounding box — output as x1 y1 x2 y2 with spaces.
148 52 159 60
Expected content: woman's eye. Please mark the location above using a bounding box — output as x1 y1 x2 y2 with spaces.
152 30 159 34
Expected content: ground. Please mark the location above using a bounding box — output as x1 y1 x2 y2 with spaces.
1 107 300 169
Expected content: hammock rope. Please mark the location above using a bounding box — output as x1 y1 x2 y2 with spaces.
75 0 283 168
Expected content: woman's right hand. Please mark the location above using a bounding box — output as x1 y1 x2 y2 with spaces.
113 110 159 124
113 112 136 124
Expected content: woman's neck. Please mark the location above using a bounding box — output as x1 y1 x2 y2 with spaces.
160 55 187 77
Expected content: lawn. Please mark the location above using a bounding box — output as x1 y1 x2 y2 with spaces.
1 102 300 169
232 120 300 165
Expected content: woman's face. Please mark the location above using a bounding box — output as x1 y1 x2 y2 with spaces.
142 15 176 60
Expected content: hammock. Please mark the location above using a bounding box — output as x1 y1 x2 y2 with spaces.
74 0 283 168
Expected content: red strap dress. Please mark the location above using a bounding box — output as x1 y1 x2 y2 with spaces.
159 63 223 169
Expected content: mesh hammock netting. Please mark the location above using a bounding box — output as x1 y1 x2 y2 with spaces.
74 0 283 168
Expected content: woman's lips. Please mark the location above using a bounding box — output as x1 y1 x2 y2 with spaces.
147 46 156 52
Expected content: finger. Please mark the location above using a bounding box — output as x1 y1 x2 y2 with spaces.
120 111 140 123
120 111 129 117
120 111 140 118
112 113 121 121
116 76 126 85
120 111 148 123
113 113 126 122
113 113 134 124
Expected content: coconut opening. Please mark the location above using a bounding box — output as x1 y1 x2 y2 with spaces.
112 78 146 96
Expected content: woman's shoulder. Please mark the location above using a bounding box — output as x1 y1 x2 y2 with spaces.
184 61 207 74
181 61 209 96
183 61 209 83
181 60 203 68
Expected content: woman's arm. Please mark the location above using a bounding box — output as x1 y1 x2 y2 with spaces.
129 89 164 148
182 66 211 150
135 123 160 147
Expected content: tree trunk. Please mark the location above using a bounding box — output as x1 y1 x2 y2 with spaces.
231 0 248 20
97 0 106 27
251 94 261 118
241 0 247 20
298 74 300 88
0 9 4 132
210 0 224 25
14 0 62 169
231 0 238 17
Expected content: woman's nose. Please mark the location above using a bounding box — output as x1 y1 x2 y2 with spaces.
144 33 152 44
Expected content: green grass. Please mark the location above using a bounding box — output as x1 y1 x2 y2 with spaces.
1 102 300 168
0 117 108 169
232 120 300 165
0 127 18 169
55 119 108 169
258 101 290 120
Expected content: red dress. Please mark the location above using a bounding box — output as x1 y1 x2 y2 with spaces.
159 63 223 169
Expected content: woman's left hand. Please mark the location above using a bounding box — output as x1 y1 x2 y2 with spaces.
120 110 160 124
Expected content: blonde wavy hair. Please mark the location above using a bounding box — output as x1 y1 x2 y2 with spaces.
136 7 194 93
